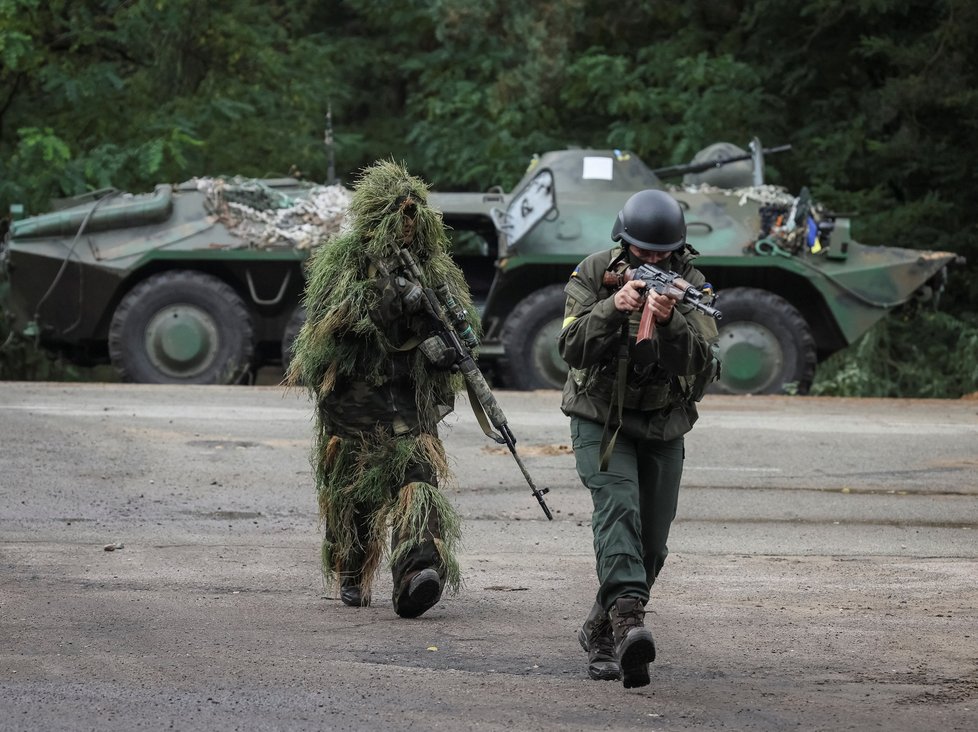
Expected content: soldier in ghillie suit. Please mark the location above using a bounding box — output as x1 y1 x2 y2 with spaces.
287 159 477 619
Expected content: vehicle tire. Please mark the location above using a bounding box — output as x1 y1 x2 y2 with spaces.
281 304 306 372
711 287 816 395
500 284 569 390
108 270 254 384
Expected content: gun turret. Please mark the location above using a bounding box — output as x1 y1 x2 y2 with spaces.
652 143 791 180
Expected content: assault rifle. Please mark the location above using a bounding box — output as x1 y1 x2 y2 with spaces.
390 249 553 520
605 264 722 344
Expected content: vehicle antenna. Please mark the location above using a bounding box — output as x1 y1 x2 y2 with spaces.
324 104 336 184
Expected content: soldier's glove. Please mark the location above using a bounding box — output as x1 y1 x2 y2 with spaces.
419 335 458 370
396 276 425 314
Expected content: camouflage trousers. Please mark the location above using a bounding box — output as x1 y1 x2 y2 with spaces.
328 458 448 611
317 428 462 610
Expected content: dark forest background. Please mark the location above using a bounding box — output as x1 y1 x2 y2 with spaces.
1 0 976 396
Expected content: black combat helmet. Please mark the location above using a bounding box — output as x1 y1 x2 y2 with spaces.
611 189 686 252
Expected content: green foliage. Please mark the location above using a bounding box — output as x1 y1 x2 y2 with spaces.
0 320 81 382
0 0 343 211
732 0 978 308
811 310 978 398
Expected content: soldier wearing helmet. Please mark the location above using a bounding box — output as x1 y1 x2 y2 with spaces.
559 188 719 688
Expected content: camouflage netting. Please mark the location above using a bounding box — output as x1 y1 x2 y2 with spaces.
194 176 352 250
676 182 797 208
287 159 474 599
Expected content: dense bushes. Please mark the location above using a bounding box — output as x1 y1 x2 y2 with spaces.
811 311 978 398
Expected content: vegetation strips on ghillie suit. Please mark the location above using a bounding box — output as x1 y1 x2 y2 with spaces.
287 159 477 606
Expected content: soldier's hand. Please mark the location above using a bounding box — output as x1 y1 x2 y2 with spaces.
613 279 646 313
419 336 457 369
396 277 424 313
649 290 677 324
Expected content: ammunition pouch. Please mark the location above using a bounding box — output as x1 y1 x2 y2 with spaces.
678 343 721 403
577 361 674 412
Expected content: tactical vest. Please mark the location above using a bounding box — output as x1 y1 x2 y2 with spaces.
560 245 718 446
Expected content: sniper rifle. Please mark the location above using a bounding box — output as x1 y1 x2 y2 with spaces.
387 249 553 520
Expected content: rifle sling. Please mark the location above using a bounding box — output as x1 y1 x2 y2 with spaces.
390 336 423 352
599 321 629 471
465 378 502 442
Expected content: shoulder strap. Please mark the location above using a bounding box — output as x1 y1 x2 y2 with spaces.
599 320 630 471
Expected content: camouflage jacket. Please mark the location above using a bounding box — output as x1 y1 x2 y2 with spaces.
317 265 455 438
558 246 719 441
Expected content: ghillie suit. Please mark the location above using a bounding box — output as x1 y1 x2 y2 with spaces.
287 159 477 617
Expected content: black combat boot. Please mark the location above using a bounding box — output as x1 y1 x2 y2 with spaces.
577 601 621 681
339 577 370 607
394 567 442 619
609 596 656 688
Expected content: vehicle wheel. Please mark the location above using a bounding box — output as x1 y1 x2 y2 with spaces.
711 287 816 395
108 271 254 384
281 304 306 371
500 284 568 390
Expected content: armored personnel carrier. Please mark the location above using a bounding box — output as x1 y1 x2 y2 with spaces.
477 140 959 394
1 178 346 385
0 141 958 393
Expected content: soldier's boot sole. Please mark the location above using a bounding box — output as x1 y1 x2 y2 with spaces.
577 627 622 681
618 629 656 689
395 568 442 619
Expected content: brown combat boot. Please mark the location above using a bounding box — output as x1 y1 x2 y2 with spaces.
577 601 621 681
609 596 656 688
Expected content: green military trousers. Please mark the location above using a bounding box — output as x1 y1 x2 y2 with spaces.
570 415 684 612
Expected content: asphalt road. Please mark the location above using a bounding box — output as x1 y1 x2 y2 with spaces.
1 383 976 731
